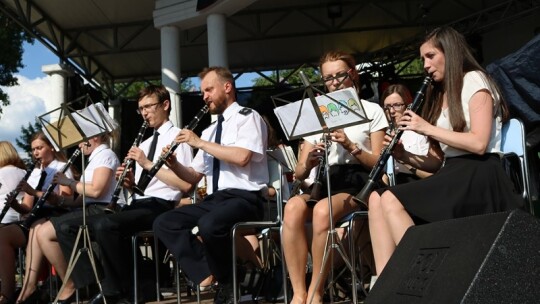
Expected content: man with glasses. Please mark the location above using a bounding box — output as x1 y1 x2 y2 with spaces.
53 85 194 304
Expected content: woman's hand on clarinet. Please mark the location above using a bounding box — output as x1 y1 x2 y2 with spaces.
385 132 406 160
53 172 70 186
398 110 431 135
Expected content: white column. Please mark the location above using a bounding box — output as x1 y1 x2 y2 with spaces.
41 64 74 122
161 25 183 127
207 14 228 67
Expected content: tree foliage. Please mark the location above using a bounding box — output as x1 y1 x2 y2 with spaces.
0 14 34 117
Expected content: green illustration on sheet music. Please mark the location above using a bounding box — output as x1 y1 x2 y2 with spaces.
274 87 370 140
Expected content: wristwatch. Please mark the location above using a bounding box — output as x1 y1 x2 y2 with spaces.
409 167 417 175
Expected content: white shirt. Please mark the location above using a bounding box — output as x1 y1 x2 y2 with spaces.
0 166 27 224
83 144 121 204
437 71 503 157
134 120 192 201
304 99 388 165
28 158 75 208
396 130 430 174
192 102 269 192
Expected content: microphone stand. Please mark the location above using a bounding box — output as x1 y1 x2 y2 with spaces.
298 72 359 304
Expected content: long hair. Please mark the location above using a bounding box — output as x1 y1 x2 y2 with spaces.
319 51 360 91
0 141 26 170
421 27 509 131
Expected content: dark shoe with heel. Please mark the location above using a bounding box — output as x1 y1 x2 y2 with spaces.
51 291 76 304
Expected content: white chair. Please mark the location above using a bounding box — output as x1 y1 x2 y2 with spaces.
501 118 533 214
231 148 289 303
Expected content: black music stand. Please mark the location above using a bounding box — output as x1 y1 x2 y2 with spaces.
272 71 370 304
39 97 116 304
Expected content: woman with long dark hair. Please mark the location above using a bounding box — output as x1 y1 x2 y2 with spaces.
368 27 523 284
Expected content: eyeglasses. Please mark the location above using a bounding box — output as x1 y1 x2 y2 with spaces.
136 102 161 115
384 103 405 111
322 69 351 83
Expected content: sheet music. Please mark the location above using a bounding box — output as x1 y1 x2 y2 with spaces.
273 87 369 140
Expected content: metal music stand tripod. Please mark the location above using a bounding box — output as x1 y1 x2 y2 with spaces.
39 98 116 304
272 71 370 304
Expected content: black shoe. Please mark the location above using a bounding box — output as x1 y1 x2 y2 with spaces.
50 292 76 304
86 293 104 304
214 282 235 304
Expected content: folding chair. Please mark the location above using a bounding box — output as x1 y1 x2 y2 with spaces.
231 147 291 303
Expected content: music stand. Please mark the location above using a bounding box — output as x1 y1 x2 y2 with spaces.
39 97 116 304
272 71 369 304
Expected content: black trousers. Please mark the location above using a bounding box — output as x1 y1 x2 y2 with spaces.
153 189 264 285
55 198 173 296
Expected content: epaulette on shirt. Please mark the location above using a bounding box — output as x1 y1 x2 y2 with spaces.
239 107 253 115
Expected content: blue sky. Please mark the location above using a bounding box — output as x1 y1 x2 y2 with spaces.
0 41 258 154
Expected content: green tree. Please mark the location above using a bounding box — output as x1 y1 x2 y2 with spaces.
0 14 34 117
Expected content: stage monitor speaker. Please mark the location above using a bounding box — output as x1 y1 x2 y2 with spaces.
365 209 540 304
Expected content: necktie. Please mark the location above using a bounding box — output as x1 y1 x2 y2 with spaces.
34 170 47 204
36 170 47 191
212 115 224 193
140 130 159 178
147 130 160 162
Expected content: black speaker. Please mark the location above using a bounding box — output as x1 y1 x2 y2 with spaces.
366 209 540 304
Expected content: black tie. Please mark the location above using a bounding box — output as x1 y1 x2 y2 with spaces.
141 130 159 178
36 170 47 191
212 115 224 193
34 170 47 204
147 130 160 162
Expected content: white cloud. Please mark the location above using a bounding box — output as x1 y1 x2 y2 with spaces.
0 75 53 151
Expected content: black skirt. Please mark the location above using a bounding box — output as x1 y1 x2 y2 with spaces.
317 164 370 197
386 153 523 224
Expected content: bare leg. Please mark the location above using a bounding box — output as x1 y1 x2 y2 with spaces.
0 225 26 299
36 221 76 299
308 193 356 304
17 219 48 302
368 191 397 275
282 194 311 304
380 191 414 249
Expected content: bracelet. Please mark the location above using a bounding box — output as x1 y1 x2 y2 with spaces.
350 144 362 156
409 167 417 175
69 180 77 190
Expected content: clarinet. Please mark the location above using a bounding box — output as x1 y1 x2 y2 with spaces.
19 149 81 231
0 163 36 223
133 104 210 195
352 76 432 206
306 135 330 207
104 121 148 213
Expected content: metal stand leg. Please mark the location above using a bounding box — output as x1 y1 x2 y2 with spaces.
54 225 105 304
307 134 360 304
